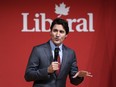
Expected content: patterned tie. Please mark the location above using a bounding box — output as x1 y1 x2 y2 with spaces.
54 48 60 75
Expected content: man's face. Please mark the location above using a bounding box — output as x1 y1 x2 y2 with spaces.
50 24 68 46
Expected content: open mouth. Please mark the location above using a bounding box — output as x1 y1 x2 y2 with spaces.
55 38 60 41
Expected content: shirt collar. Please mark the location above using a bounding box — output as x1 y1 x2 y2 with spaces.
50 40 62 51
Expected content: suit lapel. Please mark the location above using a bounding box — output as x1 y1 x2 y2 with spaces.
43 41 57 78
44 41 53 64
58 45 68 78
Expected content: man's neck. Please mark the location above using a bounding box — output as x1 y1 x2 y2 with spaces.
50 40 62 50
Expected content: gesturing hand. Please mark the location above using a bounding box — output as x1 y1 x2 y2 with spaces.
73 70 93 78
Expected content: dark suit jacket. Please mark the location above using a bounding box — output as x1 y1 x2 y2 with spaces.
24 41 84 87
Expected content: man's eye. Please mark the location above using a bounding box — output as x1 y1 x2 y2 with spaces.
53 29 57 32
60 31 64 33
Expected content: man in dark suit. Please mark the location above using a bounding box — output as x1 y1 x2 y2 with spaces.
24 18 92 87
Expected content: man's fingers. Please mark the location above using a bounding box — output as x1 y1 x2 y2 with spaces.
52 62 60 70
85 71 93 77
72 70 93 78
87 74 93 77
86 73 93 77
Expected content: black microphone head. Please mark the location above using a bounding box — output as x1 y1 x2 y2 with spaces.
54 48 59 61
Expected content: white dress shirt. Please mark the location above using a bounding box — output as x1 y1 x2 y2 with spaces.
50 40 63 63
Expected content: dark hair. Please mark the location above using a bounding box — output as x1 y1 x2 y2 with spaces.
50 18 69 35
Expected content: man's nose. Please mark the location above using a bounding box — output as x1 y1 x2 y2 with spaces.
56 32 60 36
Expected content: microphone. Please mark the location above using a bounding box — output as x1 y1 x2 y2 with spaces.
54 48 60 76
54 48 59 61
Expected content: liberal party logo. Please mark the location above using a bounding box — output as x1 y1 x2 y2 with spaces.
55 2 70 18
21 2 95 32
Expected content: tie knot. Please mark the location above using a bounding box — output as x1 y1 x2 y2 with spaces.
54 48 60 58
55 48 60 53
